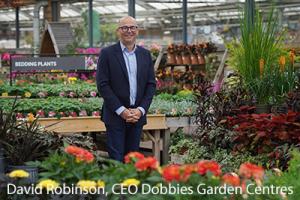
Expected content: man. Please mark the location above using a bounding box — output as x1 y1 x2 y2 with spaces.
96 16 156 162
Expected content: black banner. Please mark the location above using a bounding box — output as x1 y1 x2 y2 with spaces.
11 56 86 71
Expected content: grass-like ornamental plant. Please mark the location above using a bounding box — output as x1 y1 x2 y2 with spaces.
228 7 297 104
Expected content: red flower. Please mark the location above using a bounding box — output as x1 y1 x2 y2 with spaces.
162 165 181 182
222 173 240 186
65 145 94 163
135 157 158 171
239 162 264 180
124 152 145 164
197 160 222 176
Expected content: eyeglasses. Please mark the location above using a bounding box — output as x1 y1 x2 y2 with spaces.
118 26 138 32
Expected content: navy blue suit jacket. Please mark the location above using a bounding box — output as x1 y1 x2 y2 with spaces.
96 42 156 126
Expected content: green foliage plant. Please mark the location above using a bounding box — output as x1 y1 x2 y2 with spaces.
228 7 297 104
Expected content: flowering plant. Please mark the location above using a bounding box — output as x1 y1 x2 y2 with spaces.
1 52 10 66
32 145 101 186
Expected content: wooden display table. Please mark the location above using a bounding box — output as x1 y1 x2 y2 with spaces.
38 114 170 164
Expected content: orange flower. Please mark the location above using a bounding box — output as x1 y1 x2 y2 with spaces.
239 162 264 180
27 113 35 123
124 152 145 164
162 165 181 182
289 50 295 66
197 160 222 176
135 157 158 171
222 173 240 186
181 164 197 181
279 56 285 72
259 58 264 78
65 145 94 163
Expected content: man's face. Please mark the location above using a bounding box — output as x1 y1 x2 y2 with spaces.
117 17 139 46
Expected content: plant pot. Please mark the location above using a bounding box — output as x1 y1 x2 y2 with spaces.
271 105 288 114
182 54 191 65
7 165 38 184
175 54 183 65
0 149 6 174
197 54 206 65
190 54 199 65
167 53 175 65
293 101 300 112
170 154 185 164
255 104 271 114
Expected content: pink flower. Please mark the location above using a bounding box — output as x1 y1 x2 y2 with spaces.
68 92 76 98
2 53 10 61
90 91 97 97
48 111 56 117
92 111 100 116
79 110 87 117
69 111 78 117
59 92 65 97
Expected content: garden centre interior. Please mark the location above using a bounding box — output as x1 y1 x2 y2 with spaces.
1 0 300 199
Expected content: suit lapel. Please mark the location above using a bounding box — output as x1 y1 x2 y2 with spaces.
114 43 129 81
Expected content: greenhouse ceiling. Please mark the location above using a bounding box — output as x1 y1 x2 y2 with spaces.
0 0 299 30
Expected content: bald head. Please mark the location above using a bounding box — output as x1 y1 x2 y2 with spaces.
116 16 139 49
118 16 137 27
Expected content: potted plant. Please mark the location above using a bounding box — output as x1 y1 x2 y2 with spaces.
0 100 61 183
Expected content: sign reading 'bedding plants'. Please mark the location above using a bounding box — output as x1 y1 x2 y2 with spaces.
11 56 86 71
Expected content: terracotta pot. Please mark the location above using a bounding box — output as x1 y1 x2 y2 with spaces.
175 54 183 65
182 54 191 65
190 54 199 64
197 54 206 65
167 53 175 65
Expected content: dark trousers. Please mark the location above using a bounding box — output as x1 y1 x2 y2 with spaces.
106 123 143 162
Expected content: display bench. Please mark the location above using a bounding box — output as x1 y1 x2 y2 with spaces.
37 114 170 164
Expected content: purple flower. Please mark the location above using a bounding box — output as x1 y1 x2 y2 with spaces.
80 73 88 80
67 72 78 78
212 80 223 93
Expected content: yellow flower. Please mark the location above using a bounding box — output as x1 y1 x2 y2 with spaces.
8 170 29 178
0 80 4 85
68 77 77 84
36 179 59 191
77 180 97 192
1 92 8 97
157 166 163 174
97 180 105 188
27 113 35 123
121 178 140 187
50 69 63 72
24 92 31 98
